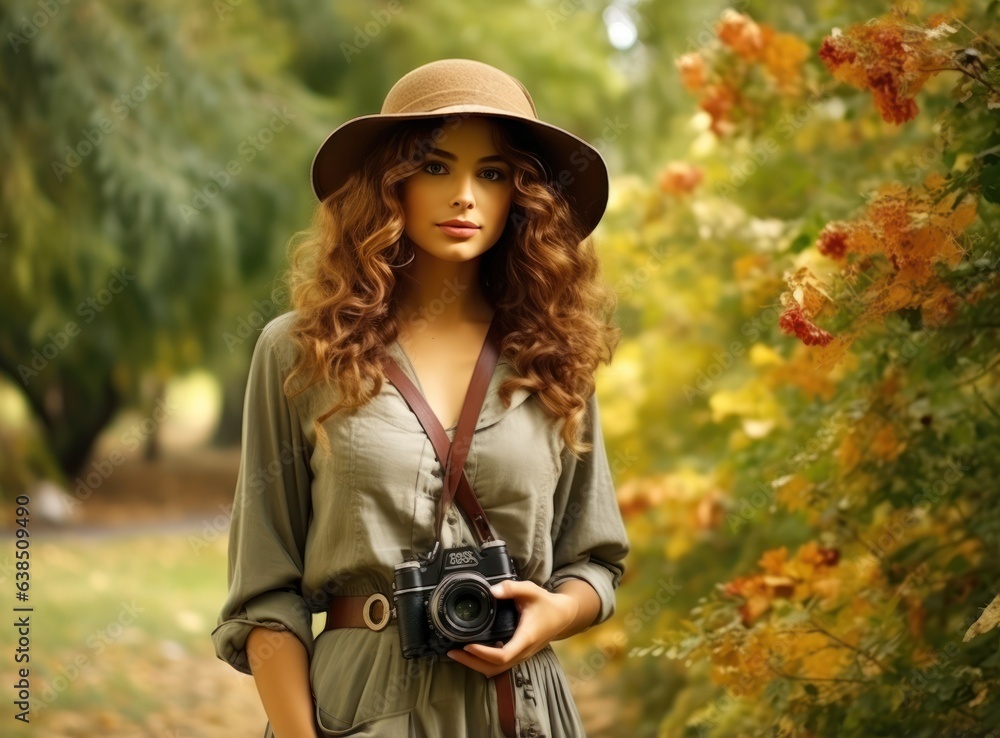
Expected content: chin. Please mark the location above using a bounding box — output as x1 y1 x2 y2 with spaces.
413 238 496 262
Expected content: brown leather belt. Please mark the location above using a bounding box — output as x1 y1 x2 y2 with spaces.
324 593 518 737
324 594 393 631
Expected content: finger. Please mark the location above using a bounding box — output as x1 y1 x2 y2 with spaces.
490 580 536 600
466 633 530 665
496 632 533 663
460 639 503 660
447 647 503 678
452 641 504 660
447 648 479 669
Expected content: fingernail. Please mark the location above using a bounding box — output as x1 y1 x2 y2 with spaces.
490 584 502 595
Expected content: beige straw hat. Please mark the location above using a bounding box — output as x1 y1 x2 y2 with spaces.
310 58 610 238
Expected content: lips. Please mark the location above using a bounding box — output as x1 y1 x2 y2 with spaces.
436 220 480 238
437 220 479 228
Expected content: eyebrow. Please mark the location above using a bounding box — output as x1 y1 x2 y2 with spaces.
427 148 510 165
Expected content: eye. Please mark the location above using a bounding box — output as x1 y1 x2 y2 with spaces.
423 161 447 175
481 168 507 182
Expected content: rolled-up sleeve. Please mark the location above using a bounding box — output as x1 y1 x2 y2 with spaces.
543 391 631 631
211 319 315 676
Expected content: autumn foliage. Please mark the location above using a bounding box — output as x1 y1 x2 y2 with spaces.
609 3 1000 736
675 9 810 136
818 12 958 123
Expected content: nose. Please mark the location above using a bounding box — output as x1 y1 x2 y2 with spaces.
451 172 475 209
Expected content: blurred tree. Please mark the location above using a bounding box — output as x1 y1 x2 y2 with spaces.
0 0 636 485
0 0 331 478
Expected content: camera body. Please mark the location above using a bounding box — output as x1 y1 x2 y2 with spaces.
392 539 520 659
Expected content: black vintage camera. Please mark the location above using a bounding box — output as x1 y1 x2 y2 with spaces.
392 540 521 659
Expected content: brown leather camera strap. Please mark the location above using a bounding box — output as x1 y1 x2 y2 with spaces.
380 311 506 547
494 669 518 737
379 311 519 738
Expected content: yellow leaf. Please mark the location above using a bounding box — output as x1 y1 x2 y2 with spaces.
871 421 906 462
665 534 694 561
741 418 776 438
776 474 814 512
749 342 784 367
708 379 779 424
964 594 1000 642
837 431 861 473
758 547 789 574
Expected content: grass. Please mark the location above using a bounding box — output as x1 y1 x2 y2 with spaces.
0 527 265 736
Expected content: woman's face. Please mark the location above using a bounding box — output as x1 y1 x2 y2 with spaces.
400 117 514 263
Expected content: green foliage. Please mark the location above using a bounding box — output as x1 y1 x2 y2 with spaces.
0 0 338 478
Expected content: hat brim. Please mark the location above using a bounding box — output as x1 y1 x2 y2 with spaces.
310 106 609 238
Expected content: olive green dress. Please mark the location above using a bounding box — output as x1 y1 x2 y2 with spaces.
211 311 630 737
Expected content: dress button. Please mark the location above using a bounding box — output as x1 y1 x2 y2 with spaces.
431 468 443 479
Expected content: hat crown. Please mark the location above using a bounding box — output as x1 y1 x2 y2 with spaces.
380 58 538 119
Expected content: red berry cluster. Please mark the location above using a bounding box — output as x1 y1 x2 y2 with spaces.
779 304 834 347
817 224 849 260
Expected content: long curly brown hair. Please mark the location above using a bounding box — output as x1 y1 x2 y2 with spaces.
278 115 620 459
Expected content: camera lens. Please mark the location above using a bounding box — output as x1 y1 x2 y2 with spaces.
452 591 483 622
429 573 496 642
444 583 489 631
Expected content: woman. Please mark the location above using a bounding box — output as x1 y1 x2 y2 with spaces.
212 58 631 738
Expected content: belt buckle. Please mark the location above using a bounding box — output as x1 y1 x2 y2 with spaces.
363 593 391 631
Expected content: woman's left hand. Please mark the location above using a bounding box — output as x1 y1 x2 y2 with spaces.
445 579 579 679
